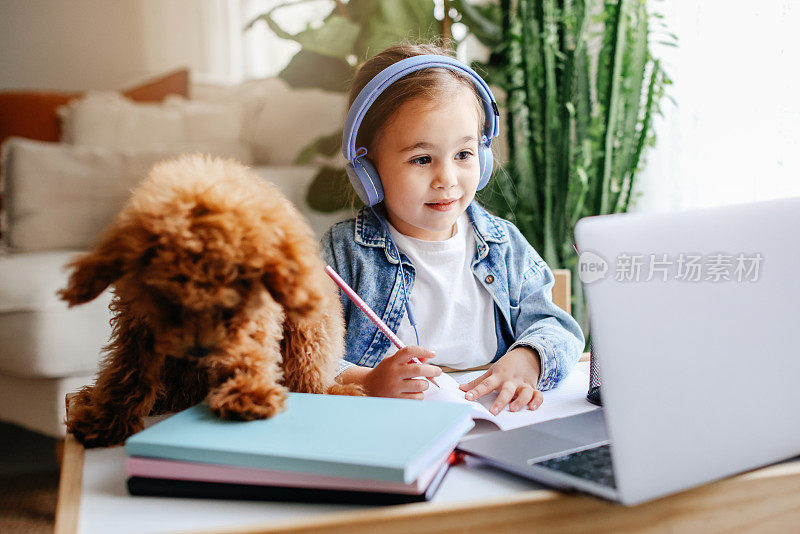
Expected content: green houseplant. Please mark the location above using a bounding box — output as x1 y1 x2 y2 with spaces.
453 0 674 332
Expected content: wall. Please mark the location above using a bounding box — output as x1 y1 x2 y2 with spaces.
0 0 212 91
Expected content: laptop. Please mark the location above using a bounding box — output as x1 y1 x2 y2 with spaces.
458 197 800 505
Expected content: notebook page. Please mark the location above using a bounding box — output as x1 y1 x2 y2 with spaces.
423 361 597 431
456 361 596 431
423 373 498 426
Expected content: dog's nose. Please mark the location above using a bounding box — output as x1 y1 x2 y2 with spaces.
186 346 211 359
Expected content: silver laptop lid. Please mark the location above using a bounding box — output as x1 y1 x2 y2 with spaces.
575 197 800 505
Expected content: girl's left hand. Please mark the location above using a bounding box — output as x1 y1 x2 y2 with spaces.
459 346 543 415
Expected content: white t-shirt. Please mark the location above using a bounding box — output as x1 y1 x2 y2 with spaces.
384 213 498 369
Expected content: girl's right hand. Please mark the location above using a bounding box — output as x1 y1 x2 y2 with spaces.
363 347 442 400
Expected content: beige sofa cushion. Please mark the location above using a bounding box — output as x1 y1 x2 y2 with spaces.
0 250 111 377
59 92 252 164
0 138 250 252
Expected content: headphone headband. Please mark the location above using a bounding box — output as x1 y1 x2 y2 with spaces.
342 54 500 162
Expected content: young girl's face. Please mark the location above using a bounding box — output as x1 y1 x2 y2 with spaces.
372 84 482 241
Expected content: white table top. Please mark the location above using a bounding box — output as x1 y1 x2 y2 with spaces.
80 446 547 534
78 363 595 534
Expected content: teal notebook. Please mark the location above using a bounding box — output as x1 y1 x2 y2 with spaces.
125 393 474 484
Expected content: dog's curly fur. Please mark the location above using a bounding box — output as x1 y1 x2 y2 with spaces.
59 155 362 448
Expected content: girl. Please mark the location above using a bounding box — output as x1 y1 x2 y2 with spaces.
322 43 585 415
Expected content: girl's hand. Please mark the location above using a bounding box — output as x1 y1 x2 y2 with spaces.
459 347 543 414
364 347 442 400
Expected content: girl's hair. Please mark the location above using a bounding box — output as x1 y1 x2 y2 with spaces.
347 40 486 162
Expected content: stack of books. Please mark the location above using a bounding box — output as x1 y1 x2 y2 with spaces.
124 392 474 504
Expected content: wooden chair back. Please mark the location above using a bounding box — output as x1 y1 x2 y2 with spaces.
552 269 571 315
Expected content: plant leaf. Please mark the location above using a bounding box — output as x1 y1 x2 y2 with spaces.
292 15 360 59
305 166 356 212
353 0 439 59
294 130 344 164
279 50 353 92
450 0 502 47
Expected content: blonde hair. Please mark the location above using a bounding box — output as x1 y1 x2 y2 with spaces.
343 40 487 210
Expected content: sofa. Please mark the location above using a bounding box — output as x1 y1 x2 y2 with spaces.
0 73 353 437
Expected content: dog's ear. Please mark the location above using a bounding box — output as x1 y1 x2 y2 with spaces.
58 220 151 306
260 233 326 318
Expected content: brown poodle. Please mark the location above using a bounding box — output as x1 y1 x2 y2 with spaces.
60 154 362 448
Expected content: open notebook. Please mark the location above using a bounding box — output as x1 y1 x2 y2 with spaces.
424 361 597 431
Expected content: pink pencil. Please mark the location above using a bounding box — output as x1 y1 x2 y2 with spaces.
324 265 439 388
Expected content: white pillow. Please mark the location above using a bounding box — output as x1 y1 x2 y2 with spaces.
193 78 347 165
250 165 353 238
59 92 253 164
0 138 248 252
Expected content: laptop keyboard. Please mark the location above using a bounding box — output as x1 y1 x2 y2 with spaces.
534 444 616 489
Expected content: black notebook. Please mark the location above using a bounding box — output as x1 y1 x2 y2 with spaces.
127 460 450 505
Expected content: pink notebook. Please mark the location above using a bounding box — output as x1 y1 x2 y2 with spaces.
125 449 453 495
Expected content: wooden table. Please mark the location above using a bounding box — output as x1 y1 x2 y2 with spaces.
54 356 800 533
55 432 800 534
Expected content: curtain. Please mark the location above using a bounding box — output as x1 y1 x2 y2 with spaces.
191 0 335 84
633 0 800 213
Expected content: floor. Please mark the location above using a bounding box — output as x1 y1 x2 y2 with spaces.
0 422 60 533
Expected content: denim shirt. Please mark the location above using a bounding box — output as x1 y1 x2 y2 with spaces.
319 201 585 391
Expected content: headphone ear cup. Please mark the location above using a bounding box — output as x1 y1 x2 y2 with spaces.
477 145 494 191
346 158 384 207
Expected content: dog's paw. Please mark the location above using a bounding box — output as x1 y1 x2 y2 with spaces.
69 418 143 448
326 383 366 397
208 380 287 420
67 394 142 448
